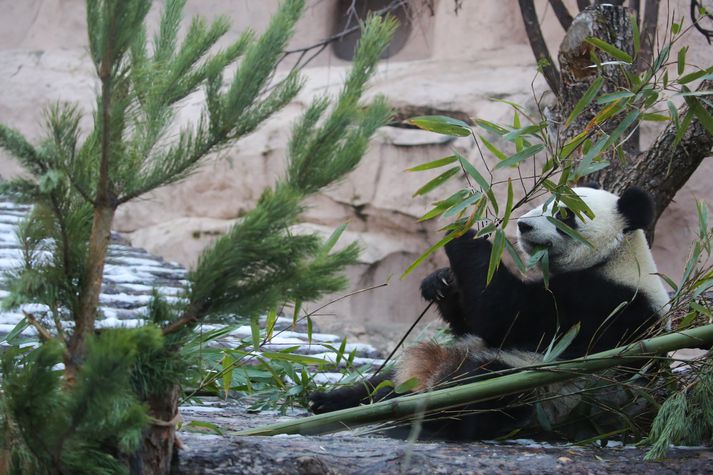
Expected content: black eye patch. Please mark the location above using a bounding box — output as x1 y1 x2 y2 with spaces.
554 208 578 235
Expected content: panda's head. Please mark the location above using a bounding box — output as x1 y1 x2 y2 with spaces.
516 186 654 273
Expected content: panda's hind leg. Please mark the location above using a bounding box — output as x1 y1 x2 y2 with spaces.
398 341 535 440
426 357 534 440
308 371 396 414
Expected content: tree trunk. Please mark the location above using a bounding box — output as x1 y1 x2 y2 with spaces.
65 205 115 384
131 386 180 475
556 4 713 234
558 4 637 154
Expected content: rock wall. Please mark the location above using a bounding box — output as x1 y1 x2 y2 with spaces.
0 0 711 348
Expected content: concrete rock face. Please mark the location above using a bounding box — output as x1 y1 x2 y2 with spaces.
0 0 711 347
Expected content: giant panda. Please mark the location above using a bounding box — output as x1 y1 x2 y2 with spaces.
309 185 671 440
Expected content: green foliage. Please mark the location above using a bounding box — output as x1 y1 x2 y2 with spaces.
1 327 163 474
645 367 713 460
395 12 713 455
187 14 396 322
0 0 396 471
404 14 713 286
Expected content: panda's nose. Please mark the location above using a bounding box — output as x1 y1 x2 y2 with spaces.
517 221 533 233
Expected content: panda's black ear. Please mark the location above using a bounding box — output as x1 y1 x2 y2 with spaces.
617 187 655 232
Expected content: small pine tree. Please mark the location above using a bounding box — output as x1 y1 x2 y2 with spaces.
0 0 396 473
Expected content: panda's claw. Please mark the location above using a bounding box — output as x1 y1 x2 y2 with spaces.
421 267 454 302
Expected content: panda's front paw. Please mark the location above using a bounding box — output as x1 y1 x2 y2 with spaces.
421 267 454 302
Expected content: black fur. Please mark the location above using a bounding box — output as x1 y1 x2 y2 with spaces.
436 230 659 356
399 359 534 441
309 372 396 414
617 187 655 233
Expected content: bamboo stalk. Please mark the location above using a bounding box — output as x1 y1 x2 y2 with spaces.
235 324 713 437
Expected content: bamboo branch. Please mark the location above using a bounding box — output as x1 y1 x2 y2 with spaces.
235 324 713 437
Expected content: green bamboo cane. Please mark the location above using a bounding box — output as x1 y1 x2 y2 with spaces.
235 324 713 436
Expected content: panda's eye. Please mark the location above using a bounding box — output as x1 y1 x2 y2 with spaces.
554 208 578 232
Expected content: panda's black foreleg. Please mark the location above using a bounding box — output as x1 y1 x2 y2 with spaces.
308 370 397 414
443 230 529 345
420 267 469 335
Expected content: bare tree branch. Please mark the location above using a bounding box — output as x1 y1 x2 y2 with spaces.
518 0 562 94
548 0 574 30
594 79 713 228
638 0 661 72
279 0 409 71
577 0 591 11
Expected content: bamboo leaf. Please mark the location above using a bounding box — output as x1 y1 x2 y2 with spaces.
566 77 604 128
335 337 347 365
696 200 709 240
575 135 608 178
504 123 545 144
585 37 633 63
401 233 456 278
260 351 327 365
455 152 498 214
406 155 458 172
655 272 678 292
605 109 640 148
486 229 506 285
504 238 526 274
476 119 509 136
494 143 544 170
412 167 460 197
266 308 278 341
596 91 634 104
677 47 687 76
187 421 225 436
678 66 713 84
640 113 671 122
684 95 713 136
319 223 347 257
631 15 640 56
407 115 471 137
561 131 588 159
673 110 693 148
222 352 235 398
251 315 261 351
479 135 507 161
667 100 680 130
501 179 514 228
0 318 29 344
546 216 594 248
678 90 713 97
442 193 482 218
395 377 420 394
544 323 581 363
690 301 712 318
371 379 395 397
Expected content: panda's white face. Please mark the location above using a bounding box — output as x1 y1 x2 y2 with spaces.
516 188 627 273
